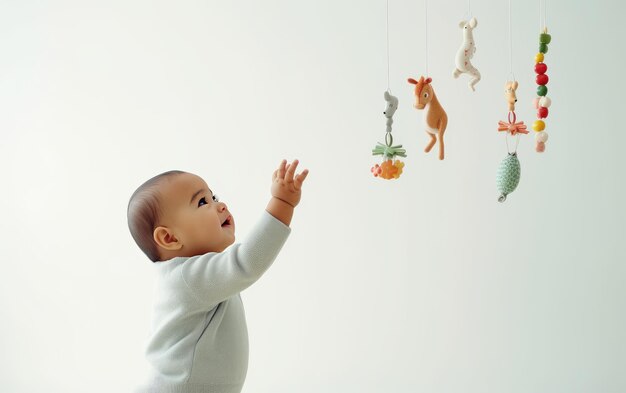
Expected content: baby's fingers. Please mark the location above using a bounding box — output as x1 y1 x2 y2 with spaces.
277 159 287 179
294 169 309 190
285 159 299 183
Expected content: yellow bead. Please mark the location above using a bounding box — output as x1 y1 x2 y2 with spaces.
535 53 544 63
533 120 545 131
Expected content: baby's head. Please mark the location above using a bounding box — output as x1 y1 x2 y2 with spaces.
127 170 235 262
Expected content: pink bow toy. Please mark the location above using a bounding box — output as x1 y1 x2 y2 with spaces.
498 120 528 136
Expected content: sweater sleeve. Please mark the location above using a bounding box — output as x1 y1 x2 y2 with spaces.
180 210 291 308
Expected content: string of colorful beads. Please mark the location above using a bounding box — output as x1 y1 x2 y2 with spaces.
532 29 552 152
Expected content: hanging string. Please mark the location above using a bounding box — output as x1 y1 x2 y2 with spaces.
505 132 521 154
506 0 519 154
425 0 429 77
508 0 515 81
539 0 542 32
462 0 471 23
539 0 548 33
543 0 548 31
386 0 391 93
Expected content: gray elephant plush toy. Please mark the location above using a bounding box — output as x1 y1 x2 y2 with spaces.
383 90 398 132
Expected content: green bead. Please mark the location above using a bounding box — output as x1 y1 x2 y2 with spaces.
537 85 548 96
539 43 549 53
540 33 552 44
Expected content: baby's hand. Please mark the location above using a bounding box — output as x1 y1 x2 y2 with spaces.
271 159 309 208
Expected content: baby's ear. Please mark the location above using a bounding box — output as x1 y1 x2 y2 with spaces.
153 227 183 251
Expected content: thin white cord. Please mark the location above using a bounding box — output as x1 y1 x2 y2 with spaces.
506 0 518 154
508 0 514 81
468 0 471 17
539 0 548 32
386 0 391 92
505 133 521 154
543 0 548 31
425 0 429 77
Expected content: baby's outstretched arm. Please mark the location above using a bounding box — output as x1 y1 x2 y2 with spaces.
179 159 308 309
266 159 309 226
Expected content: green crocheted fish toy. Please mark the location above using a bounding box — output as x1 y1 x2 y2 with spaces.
496 153 521 202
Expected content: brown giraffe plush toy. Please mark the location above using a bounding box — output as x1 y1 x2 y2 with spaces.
408 76 448 160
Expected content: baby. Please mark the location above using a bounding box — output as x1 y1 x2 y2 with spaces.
127 159 308 393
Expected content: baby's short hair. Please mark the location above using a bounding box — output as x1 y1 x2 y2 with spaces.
127 170 186 262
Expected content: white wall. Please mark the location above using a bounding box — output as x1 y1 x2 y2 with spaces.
1 0 624 392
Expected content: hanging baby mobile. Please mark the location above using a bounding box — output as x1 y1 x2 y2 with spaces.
496 0 528 202
533 0 552 153
371 0 407 180
409 0 448 160
453 0 481 91
369 0 553 199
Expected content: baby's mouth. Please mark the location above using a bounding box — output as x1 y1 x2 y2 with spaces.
221 215 233 228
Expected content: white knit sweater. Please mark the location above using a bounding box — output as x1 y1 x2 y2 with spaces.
136 210 291 393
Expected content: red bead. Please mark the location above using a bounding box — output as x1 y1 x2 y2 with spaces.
537 107 549 119
535 63 547 75
536 74 549 86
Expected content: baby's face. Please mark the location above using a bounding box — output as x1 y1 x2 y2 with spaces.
156 173 235 258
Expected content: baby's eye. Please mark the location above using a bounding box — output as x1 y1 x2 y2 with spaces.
198 197 207 207
212 194 219 202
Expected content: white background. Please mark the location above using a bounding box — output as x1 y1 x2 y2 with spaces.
1 0 624 392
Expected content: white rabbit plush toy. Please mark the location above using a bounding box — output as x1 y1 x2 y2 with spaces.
453 17 481 91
